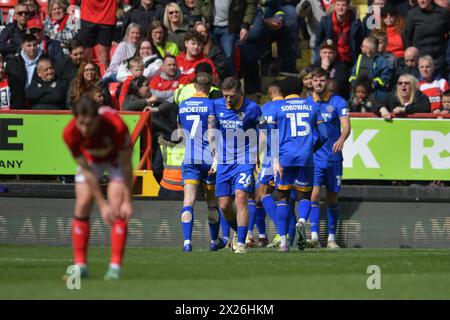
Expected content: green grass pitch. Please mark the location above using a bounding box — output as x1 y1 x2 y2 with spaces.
1 245 449 299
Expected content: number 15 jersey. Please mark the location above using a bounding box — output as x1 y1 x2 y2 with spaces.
269 95 323 167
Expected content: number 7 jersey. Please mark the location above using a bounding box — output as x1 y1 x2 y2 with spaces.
178 94 214 164
269 95 323 167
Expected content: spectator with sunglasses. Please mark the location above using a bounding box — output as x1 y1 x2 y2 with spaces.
0 4 30 57
378 73 430 119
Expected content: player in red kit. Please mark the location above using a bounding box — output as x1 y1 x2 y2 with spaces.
63 96 133 280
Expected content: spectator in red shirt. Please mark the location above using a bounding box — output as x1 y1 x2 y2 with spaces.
314 0 363 66
0 56 11 110
149 54 189 136
418 55 450 111
71 0 119 68
380 3 405 59
176 30 218 83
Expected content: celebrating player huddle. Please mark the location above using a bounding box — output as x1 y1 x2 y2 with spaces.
62 68 350 281
178 68 350 254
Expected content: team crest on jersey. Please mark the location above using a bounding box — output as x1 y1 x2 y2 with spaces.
219 112 224 117
237 112 245 120
172 81 179 88
326 105 334 113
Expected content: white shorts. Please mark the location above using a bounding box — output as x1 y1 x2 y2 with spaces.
75 161 124 184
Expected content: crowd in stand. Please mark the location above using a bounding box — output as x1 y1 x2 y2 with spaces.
0 0 449 116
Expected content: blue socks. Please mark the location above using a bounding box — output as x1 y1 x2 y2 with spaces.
298 199 311 221
310 201 320 237
220 210 230 240
208 207 221 242
261 195 276 226
237 226 248 244
276 200 289 236
327 204 339 236
255 206 266 235
181 206 194 241
248 200 257 232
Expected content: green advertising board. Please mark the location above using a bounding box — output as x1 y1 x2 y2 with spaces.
0 115 448 180
342 118 450 180
0 113 140 174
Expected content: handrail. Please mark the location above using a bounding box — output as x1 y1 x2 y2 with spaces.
129 110 153 187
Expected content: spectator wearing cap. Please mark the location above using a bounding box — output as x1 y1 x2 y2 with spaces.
0 4 30 57
43 0 81 56
25 56 69 110
5 34 42 109
173 62 222 106
349 36 393 102
26 17 65 64
404 0 450 77
314 0 363 66
380 3 406 59
309 39 351 99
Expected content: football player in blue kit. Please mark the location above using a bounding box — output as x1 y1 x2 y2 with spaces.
208 77 270 253
253 80 285 247
297 68 351 249
177 72 226 252
270 76 329 252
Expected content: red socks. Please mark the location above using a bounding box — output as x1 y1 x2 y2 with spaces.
111 219 128 266
72 219 90 265
72 218 128 266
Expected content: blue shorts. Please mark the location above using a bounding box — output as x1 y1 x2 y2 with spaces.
182 163 215 190
257 164 275 186
215 164 255 197
275 166 313 192
313 161 343 193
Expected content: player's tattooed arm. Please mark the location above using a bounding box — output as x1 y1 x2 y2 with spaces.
208 115 218 175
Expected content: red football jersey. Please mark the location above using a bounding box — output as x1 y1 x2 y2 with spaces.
176 52 218 83
63 112 131 163
70 0 117 26
418 78 450 111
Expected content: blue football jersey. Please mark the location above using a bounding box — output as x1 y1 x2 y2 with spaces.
210 97 264 165
260 98 283 167
178 96 213 164
270 95 323 167
311 93 349 164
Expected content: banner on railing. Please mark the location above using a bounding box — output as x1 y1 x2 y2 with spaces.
0 113 140 174
343 118 450 180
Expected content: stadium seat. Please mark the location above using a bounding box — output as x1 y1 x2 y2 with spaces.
109 82 121 110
